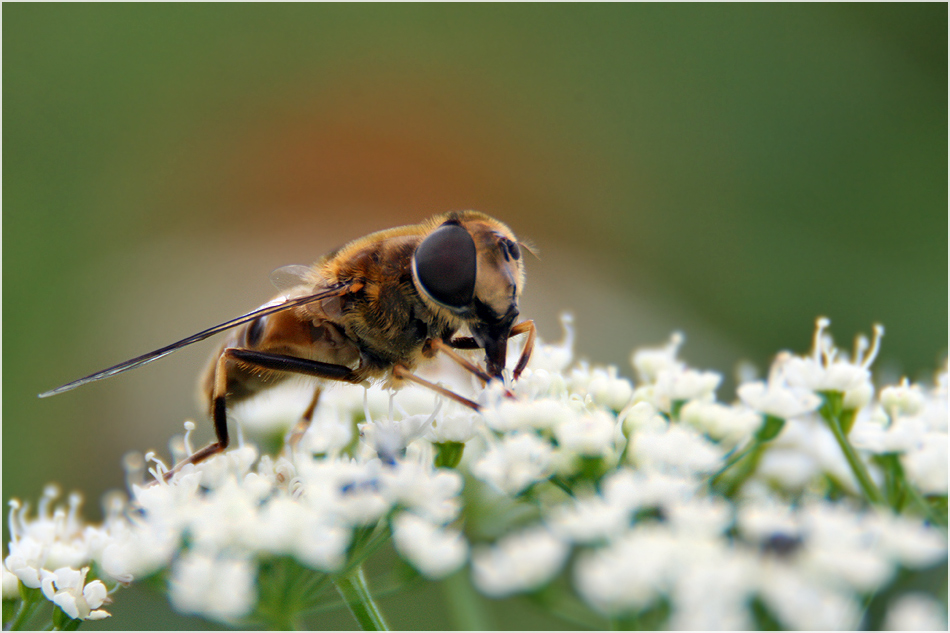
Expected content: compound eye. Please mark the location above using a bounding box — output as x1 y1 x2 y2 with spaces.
413 222 477 309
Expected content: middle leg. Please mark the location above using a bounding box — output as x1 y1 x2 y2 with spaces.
445 319 537 380
284 385 323 454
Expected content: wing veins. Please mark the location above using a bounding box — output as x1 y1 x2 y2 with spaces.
38 285 347 398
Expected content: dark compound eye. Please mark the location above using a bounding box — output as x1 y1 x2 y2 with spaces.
413 223 477 309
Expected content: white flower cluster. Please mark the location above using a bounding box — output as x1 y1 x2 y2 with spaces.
4 316 947 630
4 487 112 621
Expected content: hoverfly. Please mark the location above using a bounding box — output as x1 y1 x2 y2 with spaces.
41 211 536 479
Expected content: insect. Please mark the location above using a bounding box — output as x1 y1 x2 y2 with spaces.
40 211 536 479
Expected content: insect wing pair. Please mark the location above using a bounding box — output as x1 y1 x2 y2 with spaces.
41 211 536 479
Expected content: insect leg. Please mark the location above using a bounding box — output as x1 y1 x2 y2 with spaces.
427 338 519 399
428 339 492 384
509 320 536 380
392 364 481 411
445 319 536 380
162 352 233 480
163 349 363 481
284 386 323 453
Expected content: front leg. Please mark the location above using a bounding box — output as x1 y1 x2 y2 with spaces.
446 320 536 380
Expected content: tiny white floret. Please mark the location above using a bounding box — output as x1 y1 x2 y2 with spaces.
471 525 569 597
392 512 468 579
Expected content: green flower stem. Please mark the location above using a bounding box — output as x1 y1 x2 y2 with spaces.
303 577 421 619
707 439 761 495
442 569 492 631
8 587 45 631
719 442 766 498
296 570 335 615
707 414 786 494
872 454 947 527
875 454 905 510
902 483 948 529
3 599 15 627
334 566 389 631
529 582 607 629
755 415 786 442
255 557 334 629
819 392 885 506
548 475 576 497
709 442 754 481
343 524 393 577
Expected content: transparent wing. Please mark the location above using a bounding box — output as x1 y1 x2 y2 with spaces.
38 284 350 398
269 264 314 294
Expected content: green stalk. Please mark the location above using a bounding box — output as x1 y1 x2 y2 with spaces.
529 581 607 629
342 524 393 577
334 566 389 631
902 482 948 528
875 454 905 510
718 442 766 498
873 453 947 527
708 441 755 484
819 392 885 506
441 570 491 631
548 475 576 497
707 414 785 494
255 558 332 630
8 587 45 631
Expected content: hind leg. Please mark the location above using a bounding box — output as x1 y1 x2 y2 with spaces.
163 349 362 481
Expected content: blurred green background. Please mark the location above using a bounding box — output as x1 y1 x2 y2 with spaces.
4 4 946 629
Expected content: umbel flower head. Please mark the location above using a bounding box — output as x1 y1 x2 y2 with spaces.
3 316 947 630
